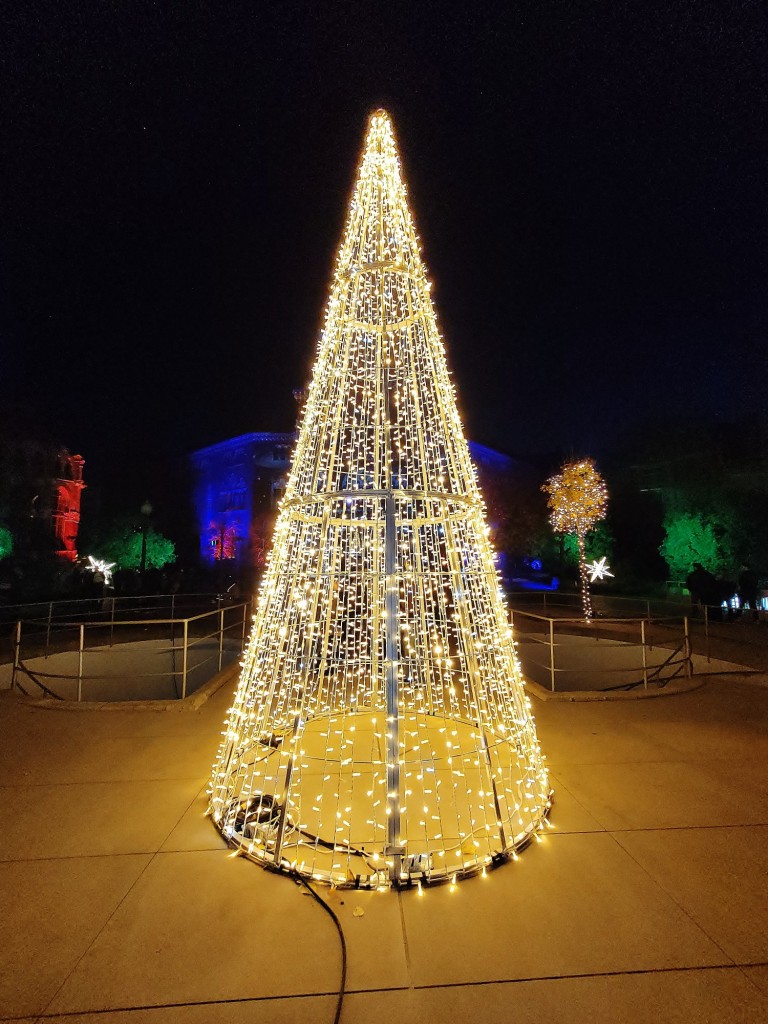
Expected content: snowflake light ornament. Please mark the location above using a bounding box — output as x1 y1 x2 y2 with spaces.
86 555 116 585
587 556 614 583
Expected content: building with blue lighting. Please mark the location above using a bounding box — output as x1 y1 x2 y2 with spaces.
189 433 294 567
189 433 556 588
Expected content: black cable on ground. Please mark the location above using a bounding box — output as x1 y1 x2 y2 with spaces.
294 872 347 1024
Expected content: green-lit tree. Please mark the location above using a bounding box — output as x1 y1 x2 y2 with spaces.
0 524 13 561
659 510 735 580
96 518 176 571
563 520 615 569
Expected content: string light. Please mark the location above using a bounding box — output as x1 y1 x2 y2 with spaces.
208 109 552 889
542 459 608 622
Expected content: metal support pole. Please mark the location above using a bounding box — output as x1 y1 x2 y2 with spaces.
171 592 176 621
241 602 247 646
641 619 648 691
181 619 189 699
383 491 403 882
77 624 84 702
218 607 225 671
46 602 53 658
12 620 21 690
684 616 692 677
273 697 304 867
549 617 556 692
704 604 710 663
110 596 116 647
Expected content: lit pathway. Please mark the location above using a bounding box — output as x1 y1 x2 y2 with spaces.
1 673 767 1023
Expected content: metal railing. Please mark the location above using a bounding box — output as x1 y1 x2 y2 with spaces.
5 600 252 702
0 592 235 636
510 608 692 693
509 590 766 672
507 589 687 620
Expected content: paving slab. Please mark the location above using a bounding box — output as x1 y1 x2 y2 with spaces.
0 697 222 742
408 966 768 1024
535 701 685 766
47 849 408 1015
160 782 229 852
552 760 768 831
401 832 727 988
742 964 768 994
630 690 768 762
34 967 768 1024
0 730 218 786
2 672 767 1021
0 704 222 792
0 854 150 1019
546 772 609 833
536 680 768 766
0 778 205 860
41 988 414 1024
614 825 768 963
0 682 232 789
47 964 759 1024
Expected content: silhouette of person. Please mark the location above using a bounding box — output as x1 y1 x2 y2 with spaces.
738 565 760 622
686 562 719 618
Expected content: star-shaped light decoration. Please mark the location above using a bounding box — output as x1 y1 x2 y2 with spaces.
587 556 614 583
86 555 116 585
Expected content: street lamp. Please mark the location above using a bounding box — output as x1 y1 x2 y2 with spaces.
140 500 153 574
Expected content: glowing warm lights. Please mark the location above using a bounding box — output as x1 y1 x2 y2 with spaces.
587 556 614 583
543 459 608 622
208 110 551 889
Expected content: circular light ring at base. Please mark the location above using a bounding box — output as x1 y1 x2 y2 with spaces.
212 711 552 889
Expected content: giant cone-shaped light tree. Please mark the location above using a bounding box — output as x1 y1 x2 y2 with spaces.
209 111 552 888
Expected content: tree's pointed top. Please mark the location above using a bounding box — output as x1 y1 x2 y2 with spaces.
368 107 393 130
359 108 399 170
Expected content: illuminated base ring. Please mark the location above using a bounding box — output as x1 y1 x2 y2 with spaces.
211 711 553 889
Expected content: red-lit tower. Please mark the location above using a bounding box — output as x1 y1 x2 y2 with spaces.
53 452 85 562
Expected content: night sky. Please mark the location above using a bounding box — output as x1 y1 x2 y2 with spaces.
5 1 766 509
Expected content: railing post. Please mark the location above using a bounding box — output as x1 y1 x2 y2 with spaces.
684 616 692 677
704 604 710 663
641 619 648 691
110 596 116 647
12 620 21 690
46 601 53 658
549 617 556 693
171 592 176 621
181 619 188 699
77 624 84 702
646 599 651 621
218 607 225 671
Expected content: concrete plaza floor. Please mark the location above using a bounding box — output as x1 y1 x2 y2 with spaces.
1 671 767 1023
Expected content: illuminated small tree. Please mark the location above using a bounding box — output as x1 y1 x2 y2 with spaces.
249 510 276 569
659 508 735 580
208 110 551 889
543 459 608 621
0 524 12 561
209 520 241 561
99 519 176 571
